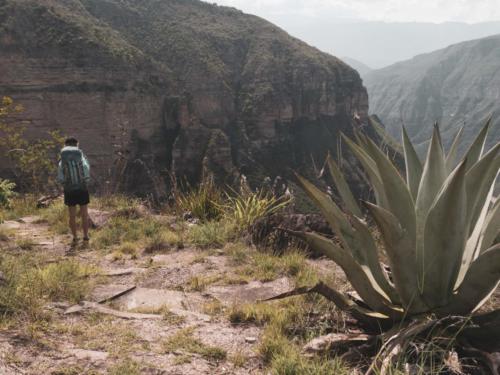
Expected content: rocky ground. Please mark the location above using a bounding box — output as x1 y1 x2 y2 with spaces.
0 206 343 374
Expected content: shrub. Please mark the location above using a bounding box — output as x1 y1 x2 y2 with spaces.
176 176 223 221
0 179 16 207
0 96 64 193
219 189 290 232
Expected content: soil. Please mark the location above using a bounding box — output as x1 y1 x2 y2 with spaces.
0 214 322 374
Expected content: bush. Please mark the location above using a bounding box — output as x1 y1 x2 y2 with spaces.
219 189 290 232
0 179 16 208
176 176 223 221
0 97 64 193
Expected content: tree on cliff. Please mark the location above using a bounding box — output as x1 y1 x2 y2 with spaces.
0 97 64 194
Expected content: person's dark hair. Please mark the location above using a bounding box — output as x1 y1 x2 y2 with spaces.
64 137 78 147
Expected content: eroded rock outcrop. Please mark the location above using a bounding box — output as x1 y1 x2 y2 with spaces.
0 0 369 196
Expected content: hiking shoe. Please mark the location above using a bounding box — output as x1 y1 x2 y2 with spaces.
83 236 90 242
71 237 79 245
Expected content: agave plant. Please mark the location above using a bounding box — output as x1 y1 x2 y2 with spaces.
270 120 500 372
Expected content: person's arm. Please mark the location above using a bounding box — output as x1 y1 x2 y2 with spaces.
56 161 64 184
82 154 90 183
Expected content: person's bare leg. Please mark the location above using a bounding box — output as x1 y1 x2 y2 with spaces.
68 206 78 240
80 204 89 240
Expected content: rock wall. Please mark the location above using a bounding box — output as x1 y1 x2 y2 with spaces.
0 0 369 197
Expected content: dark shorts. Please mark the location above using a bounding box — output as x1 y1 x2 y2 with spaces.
64 189 90 207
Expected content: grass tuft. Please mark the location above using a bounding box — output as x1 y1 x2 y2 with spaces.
163 327 227 362
188 220 234 248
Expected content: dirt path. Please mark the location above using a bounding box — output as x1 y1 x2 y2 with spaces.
0 215 304 374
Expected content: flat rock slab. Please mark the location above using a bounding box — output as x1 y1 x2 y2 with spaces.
207 277 292 305
67 349 109 362
99 268 139 277
0 221 22 230
65 301 162 320
115 287 204 312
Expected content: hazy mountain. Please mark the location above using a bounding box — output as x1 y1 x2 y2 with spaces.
364 34 500 155
342 57 373 77
273 18 500 68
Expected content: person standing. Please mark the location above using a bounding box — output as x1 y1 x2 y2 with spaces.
57 137 90 244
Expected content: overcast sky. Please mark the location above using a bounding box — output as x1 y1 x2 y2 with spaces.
210 0 500 24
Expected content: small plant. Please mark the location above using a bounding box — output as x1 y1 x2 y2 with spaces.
144 229 182 253
187 274 222 292
116 242 139 259
162 327 227 362
39 200 68 234
188 220 234 248
176 176 223 221
108 359 142 375
219 189 290 232
0 179 16 208
15 237 37 250
230 351 248 368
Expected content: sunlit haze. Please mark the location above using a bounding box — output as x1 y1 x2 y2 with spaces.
209 0 500 23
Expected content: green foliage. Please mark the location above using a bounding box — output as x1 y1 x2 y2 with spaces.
0 195 39 221
176 177 223 221
92 216 164 249
0 179 16 208
187 220 235 248
0 255 93 321
218 189 290 232
0 97 64 194
294 120 500 321
39 200 68 234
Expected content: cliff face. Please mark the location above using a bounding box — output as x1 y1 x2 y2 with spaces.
0 0 369 195
364 35 500 155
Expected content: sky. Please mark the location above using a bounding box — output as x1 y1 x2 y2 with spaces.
207 0 500 68
210 0 500 24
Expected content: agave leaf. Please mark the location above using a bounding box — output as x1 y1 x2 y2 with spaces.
445 126 464 171
370 116 404 155
465 143 500 233
439 244 500 316
421 160 468 308
294 173 353 237
462 117 491 171
415 126 447 289
457 147 500 285
326 154 362 217
478 197 500 253
363 137 416 241
292 230 403 319
342 134 389 209
434 122 444 150
402 126 423 200
349 215 400 304
366 203 428 314
264 282 390 327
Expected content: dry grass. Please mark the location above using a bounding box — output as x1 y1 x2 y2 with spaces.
162 327 227 362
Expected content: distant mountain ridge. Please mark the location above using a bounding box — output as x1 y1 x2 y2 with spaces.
272 19 500 68
364 34 500 155
341 57 372 77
